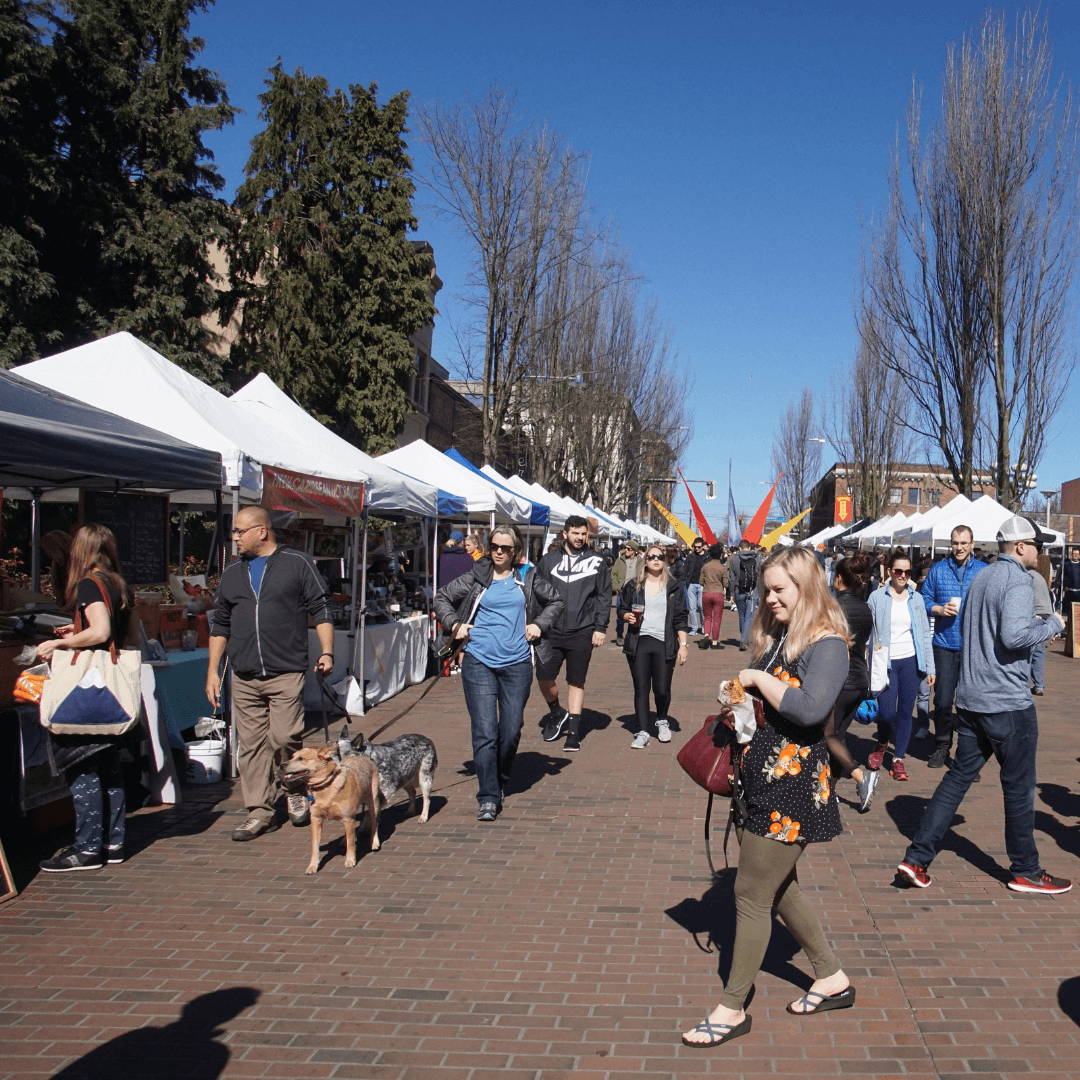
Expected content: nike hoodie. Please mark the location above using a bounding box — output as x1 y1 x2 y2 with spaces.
536 544 612 636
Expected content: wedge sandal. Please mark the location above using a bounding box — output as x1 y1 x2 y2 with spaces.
681 1014 752 1048
786 986 856 1015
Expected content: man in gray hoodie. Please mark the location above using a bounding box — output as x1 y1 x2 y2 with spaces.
897 516 1069 895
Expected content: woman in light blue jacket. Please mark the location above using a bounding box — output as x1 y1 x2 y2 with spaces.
867 548 935 781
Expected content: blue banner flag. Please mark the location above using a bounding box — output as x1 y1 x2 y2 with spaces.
726 460 741 546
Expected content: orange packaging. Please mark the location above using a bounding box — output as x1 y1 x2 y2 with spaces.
159 605 185 651
186 613 210 648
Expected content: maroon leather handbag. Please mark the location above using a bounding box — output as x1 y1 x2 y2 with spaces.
677 700 765 873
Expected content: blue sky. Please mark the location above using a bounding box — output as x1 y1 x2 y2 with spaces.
191 0 1080 524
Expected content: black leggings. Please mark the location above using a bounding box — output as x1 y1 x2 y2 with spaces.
627 635 675 730
826 686 864 779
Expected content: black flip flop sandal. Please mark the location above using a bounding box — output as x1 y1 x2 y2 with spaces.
681 1014 752 1048
786 986 856 1015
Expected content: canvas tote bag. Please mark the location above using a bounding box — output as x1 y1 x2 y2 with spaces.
39 578 143 737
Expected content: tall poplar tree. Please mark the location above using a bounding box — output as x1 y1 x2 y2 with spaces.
226 64 434 454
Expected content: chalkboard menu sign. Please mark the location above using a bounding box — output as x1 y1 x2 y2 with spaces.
82 491 168 585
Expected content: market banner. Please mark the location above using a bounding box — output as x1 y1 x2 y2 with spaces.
262 465 364 517
761 507 811 549
835 495 853 523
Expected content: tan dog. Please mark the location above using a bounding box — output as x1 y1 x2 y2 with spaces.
280 745 381 874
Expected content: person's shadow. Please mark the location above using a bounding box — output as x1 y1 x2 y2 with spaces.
616 712 684 736
1058 977 1080 1028
665 871 811 995
52 987 259 1079
884 794 1009 882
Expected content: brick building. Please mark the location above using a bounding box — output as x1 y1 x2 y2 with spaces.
807 462 996 536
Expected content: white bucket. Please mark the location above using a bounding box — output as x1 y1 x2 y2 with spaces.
185 737 225 784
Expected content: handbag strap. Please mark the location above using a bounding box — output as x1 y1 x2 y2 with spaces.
703 735 743 876
70 576 119 666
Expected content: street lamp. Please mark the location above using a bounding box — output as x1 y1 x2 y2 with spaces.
1040 488 1059 530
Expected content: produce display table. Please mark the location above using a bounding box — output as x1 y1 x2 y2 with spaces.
150 648 211 745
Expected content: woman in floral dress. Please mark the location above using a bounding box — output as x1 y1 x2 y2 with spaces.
683 546 854 1049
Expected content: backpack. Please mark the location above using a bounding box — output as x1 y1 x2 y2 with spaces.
737 553 757 593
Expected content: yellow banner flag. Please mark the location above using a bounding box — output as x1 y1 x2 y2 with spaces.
761 507 811 550
647 495 698 545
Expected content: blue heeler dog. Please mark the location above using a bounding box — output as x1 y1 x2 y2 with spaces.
338 726 437 823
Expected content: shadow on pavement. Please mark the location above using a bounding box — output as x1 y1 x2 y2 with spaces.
665 872 812 993
52 987 259 1079
883 794 1009 881
1058 977 1080 1028
504 751 571 795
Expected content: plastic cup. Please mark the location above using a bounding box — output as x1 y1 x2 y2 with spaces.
949 596 961 612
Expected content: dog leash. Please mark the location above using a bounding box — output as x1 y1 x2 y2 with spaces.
366 675 442 742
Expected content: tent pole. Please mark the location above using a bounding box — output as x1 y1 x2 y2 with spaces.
356 507 369 716
213 490 224 576
231 486 240 560
177 509 186 571
30 489 41 593
432 513 439 639
349 512 360 632
490 510 495 532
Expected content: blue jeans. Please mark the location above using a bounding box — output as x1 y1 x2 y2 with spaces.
734 591 756 643
904 705 1041 878
877 655 920 761
916 677 930 730
686 583 703 634
932 646 962 750
1030 639 1046 690
461 654 532 804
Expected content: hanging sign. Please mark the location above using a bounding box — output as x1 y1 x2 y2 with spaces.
835 495 853 524
262 465 364 517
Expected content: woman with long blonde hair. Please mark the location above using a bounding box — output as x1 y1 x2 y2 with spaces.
616 543 689 748
683 546 854 1049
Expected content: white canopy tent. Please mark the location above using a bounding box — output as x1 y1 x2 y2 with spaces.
15 332 372 499
891 504 946 542
379 440 532 522
482 468 569 531
907 494 1013 546
852 512 907 549
799 523 847 548
229 373 443 517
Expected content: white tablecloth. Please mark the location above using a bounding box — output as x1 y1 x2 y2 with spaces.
305 615 429 712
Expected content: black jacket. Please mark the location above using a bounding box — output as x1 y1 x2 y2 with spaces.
616 577 688 661
679 550 709 585
209 546 333 676
835 588 872 691
535 544 612 635
433 559 564 666
729 550 762 594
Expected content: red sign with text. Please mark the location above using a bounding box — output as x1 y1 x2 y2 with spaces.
262 465 364 517
835 495 853 524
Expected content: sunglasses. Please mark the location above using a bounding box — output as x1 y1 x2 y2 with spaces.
892 568 911 577
490 543 516 555
645 554 664 562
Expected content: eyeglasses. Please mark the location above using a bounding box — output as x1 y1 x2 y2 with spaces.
231 525 262 538
490 543 516 555
645 554 664 562
892 568 911 577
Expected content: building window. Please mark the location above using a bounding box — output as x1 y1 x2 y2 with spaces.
907 487 920 506
889 487 902 504
926 489 940 507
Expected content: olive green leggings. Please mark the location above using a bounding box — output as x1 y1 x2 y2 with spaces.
719 829 841 1010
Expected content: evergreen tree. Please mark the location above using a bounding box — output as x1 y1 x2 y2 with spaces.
227 64 434 453
0 0 235 377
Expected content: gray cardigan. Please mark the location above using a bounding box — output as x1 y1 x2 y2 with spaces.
956 554 1064 713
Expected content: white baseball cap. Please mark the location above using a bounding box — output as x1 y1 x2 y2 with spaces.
996 515 1038 543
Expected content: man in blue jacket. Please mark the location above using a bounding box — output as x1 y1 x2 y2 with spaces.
921 525 986 769
898 516 1068 894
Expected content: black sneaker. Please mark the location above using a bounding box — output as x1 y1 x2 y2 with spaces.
927 747 949 769
563 731 581 752
105 845 127 865
1007 872 1072 894
39 847 104 873
542 711 569 742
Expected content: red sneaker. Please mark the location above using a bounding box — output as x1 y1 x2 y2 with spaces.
897 861 931 888
867 745 887 771
1007 872 1073 895
890 759 909 781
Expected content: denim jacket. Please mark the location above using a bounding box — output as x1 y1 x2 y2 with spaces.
868 583 936 677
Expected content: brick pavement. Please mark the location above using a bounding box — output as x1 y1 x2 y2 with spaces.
2 626 1080 1078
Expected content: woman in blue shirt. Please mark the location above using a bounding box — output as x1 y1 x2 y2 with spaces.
434 526 563 821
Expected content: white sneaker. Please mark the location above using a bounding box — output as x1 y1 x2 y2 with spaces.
631 731 650 749
656 718 672 743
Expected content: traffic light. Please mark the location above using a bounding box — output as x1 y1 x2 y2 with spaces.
705 480 716 499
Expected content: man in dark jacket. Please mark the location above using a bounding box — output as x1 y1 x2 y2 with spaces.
207 506 335 842
534 515 612 752
680 536 709 636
